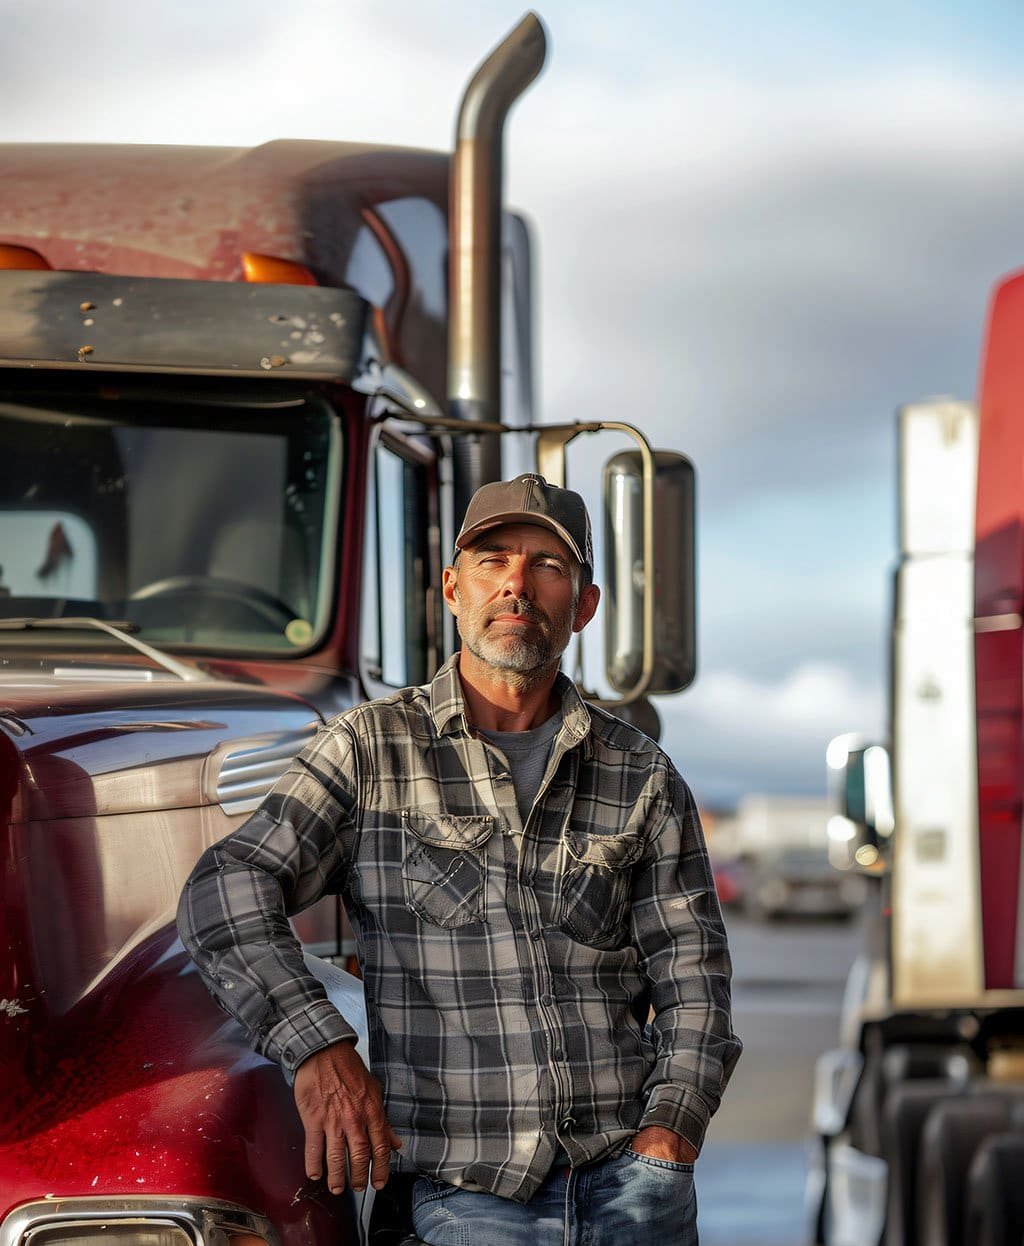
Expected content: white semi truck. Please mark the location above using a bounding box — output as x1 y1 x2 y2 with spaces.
811 387 1024 1246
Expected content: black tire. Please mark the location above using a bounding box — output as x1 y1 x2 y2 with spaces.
852 1042 978 1160
880 1081 963 1246
915 1095 1020 1246
964 1132 1024 1246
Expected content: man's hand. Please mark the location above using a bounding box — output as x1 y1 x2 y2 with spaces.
293 1040 403 1194
629 1125 699 1164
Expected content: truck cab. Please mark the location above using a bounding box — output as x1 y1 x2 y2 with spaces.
0 15 696 1246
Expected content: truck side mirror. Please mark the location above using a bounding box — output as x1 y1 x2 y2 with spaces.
826 735 894 873
603 449 696 697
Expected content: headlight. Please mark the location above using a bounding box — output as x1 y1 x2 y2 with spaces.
1 1200 275 1246
25 1224 191 1246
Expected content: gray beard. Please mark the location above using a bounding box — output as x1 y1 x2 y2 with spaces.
460 613 573 682
461 626 559 677
454 588 576 686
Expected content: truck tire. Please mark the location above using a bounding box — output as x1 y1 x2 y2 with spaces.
915 1095 1021 1246
880 1081 963 1246
852 1041 977 1159
964 1133 1024 1246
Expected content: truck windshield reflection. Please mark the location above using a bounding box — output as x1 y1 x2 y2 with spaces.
0 395 338 653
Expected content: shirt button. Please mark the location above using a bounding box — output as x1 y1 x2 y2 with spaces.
530 929 543 941
553 1048 565 1061
560 1117 574 1131
540 994 553 1007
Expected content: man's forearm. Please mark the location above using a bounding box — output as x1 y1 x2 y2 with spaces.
631 769 742 1149
176 802 354 1071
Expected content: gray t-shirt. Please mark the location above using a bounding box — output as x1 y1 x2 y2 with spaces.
478 712 563 825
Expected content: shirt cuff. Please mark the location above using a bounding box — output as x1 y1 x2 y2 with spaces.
639 1084 711 1154
265 999 359 1081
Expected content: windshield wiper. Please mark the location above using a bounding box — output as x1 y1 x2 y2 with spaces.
0 617 208 683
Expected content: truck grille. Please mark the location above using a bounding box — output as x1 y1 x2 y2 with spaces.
215 726 318 816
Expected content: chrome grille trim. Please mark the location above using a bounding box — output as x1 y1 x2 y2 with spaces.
0 1197 279 1246
216 725 317 816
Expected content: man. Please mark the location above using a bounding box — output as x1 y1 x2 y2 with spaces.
178 473 740 1245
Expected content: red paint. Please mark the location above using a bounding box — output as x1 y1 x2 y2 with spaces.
0 140 451 409
975 269 1024 988
0 674 358 1236
0 929 355 1241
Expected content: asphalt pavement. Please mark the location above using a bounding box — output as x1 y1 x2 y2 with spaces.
695 911 863 1246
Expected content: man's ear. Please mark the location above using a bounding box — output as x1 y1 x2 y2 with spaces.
441 565 461 617
572 583 600 633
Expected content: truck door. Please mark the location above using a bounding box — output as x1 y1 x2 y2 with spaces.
360 427 443 698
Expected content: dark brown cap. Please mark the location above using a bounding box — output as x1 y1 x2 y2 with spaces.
455 473 593 578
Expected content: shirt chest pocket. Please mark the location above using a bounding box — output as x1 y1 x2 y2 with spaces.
402 810 495 929
560 827 644 949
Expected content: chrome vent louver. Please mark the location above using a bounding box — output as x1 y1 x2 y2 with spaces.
215 725 318 816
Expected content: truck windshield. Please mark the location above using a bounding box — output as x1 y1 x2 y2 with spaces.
0 393 339 654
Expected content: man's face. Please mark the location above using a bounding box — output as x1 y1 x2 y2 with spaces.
442 523 599 677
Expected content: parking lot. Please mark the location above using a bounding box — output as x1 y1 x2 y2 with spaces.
697 913 863 1246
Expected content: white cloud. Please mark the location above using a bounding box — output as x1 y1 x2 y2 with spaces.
679 661 884 738
515 65 1024 491
658 662 886 804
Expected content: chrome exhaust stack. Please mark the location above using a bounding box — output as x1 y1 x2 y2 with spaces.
448 11 547 522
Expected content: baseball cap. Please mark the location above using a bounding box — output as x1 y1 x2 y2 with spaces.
455 474 593 579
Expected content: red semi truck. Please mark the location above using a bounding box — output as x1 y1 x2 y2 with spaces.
812 275 1024 1245
0 15 695 1246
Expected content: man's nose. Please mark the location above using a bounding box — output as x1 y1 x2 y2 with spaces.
501 558 533 599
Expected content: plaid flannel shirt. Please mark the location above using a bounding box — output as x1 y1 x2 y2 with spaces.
177 656 741 1203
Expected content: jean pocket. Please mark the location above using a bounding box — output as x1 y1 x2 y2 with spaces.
412 1174 460 1206
559 827 643 948
624 1147 696 1174
402 810 494 928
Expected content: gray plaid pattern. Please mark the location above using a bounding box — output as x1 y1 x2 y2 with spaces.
177 656 741 1203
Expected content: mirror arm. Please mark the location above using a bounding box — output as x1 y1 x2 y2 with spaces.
535 421 659 708
535 425 581 486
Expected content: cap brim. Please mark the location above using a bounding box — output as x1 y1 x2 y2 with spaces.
455 512 586 567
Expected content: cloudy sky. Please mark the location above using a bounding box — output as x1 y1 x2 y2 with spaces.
5 0 1022 804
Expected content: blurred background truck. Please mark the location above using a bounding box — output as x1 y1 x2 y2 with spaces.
713 794 867 921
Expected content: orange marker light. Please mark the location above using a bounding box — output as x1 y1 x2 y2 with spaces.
241 251 318 286
0 244 51 270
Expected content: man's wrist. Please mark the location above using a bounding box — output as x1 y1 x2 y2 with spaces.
638 1090 709 1155
630 1125 698 1163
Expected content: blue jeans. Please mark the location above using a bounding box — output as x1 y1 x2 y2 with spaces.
411 1149 698 1245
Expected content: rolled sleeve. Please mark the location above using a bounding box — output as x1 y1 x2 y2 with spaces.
176 722 361 1072
630 766 742 1153
268 1000 359 1081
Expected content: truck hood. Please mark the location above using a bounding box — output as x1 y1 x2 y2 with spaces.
0 667 335 1100
0 671 321 823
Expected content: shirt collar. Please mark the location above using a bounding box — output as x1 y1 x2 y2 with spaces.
429 653 592 749
429 655 471 735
